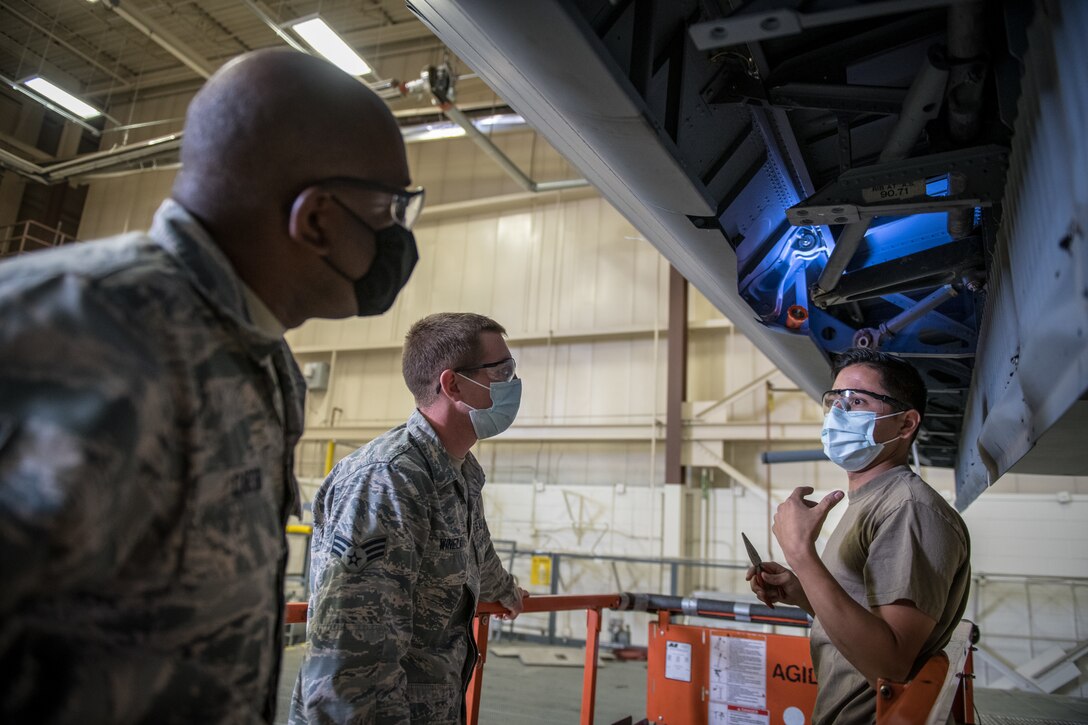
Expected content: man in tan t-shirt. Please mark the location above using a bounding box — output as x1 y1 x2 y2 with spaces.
748 348 971 723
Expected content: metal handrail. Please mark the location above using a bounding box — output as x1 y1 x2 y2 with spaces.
0 219 76 258
284 596 975 724
470 594 620 725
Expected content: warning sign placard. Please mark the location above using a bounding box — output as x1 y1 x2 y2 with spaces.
647 622 816 724
709 633 768 722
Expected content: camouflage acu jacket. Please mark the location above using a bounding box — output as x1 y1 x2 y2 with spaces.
290 410 519 725
0 200 305 724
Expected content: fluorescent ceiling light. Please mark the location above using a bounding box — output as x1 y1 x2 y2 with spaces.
290 18 371 76
475 114 526 129
404 124 467 143
24 76 101 119
400 114 528 144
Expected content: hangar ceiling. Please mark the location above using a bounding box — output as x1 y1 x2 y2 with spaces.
0 0 509 161
1 1 434 101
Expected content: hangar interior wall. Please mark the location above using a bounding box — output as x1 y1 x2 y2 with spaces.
18 86 1088 697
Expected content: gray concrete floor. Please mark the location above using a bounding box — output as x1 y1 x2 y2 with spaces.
277 643 1088 724
973 688 1088 724
473 650 646 724
276 643 646 724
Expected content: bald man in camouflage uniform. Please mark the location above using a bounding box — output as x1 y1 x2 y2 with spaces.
291 313 526 725
0 49 421 724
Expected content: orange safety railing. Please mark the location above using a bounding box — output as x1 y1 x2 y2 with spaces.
283 595 619 725
471 595 621 725
285 601 308 624
283 597 977 725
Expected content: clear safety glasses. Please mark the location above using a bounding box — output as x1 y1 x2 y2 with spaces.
821 388 909 414
457 356 517 383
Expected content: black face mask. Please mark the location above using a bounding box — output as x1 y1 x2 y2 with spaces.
324 196 419 316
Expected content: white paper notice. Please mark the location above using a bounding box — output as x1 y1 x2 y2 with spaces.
708 634 769 725
709 702 769 724
664 640 692 682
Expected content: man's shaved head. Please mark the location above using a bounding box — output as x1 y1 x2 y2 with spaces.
174 49 405 218
169 49 413 328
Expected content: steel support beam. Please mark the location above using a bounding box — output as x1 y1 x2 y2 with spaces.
1 5 134 89
809 46 950 304
819 236 985 305
442 104 588 193
665 266 687 485
768 83 908 115
689 0 954 49
853 283 959 349
299 421 824 443
101 2 217 80
0 132 182 184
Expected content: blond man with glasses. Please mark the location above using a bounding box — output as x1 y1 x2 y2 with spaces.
291 312 526 725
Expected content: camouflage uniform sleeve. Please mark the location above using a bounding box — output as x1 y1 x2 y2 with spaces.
473 509 520 610
0 274 170 616
0 275 178 722
296 461 430 724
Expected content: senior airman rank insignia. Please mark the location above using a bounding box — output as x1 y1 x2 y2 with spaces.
331 534 387 573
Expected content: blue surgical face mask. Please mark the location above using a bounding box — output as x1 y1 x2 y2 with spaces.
821 405 904 472
457 374 522 439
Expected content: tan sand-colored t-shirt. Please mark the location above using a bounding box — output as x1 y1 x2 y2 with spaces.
810 465 971 724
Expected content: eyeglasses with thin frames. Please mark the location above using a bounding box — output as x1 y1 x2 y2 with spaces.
316 176 426 230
